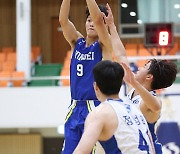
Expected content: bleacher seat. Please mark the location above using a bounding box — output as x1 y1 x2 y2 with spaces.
63 58 70 69
59 50 71 86
29 64 63 86
31 46 41 64
6 52 16 63
12 71 26 87
0 53 6 62
2 61 16 72
0 62 3 72
2 47 15 54
0 71 12 87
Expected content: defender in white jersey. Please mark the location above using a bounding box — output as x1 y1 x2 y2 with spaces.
102 4 177 154
126 88 163 153
73 60 155 154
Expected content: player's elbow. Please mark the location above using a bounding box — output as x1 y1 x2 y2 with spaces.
59 16 64 24
151 103 161 113
59 13 67 25
59 18 69 29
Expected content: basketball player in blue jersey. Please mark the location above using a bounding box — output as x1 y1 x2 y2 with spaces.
102 4 177 154
73 60 155 154
59 0 112 153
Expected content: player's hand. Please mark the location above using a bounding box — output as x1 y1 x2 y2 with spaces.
101 3 114 26
121 62 138 87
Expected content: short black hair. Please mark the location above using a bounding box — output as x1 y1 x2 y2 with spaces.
85 4 108 18
93 60 124 95
148 59 177 90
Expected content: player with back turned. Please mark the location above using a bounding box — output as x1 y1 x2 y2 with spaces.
73 60 155 154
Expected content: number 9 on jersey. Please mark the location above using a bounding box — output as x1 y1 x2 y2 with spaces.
77 64 83 76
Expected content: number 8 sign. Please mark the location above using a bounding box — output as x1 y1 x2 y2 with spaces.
159 31 169 46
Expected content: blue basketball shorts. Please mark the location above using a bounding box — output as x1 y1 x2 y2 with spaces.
154 141 162 154
61 99 100 154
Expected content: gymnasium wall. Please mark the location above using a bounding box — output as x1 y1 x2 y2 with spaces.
0 134 42 154
0 0 16 47
0 0 119 63
0 86 70 128
0 84 179 128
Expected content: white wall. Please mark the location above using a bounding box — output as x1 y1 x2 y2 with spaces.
159 84 180 124
0 87 70 128
0 84 179 128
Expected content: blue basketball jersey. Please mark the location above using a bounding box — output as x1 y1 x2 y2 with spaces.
62 38 102 154
70 38 102 100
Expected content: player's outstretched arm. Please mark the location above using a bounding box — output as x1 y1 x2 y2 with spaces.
104 3 129 66
121 62 162 123
103 3 132 89
85 0 112 60
59 0 82 48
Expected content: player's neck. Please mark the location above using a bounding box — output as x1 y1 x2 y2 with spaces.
86 36 98 46
106 94 120 100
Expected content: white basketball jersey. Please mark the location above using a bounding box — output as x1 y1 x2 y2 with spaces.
126 88 156 108
126 89 162 154
102 99 155 154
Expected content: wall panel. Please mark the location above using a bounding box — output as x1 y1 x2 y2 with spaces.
1 0 179 63
31 0 60 63
0 0 119 63
0 134 42 154
0 0 16 47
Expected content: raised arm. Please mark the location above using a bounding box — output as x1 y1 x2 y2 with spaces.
121 63 162 123
104 4 129 66
59 0 83 48
85 0 112 60
103 4 132 88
